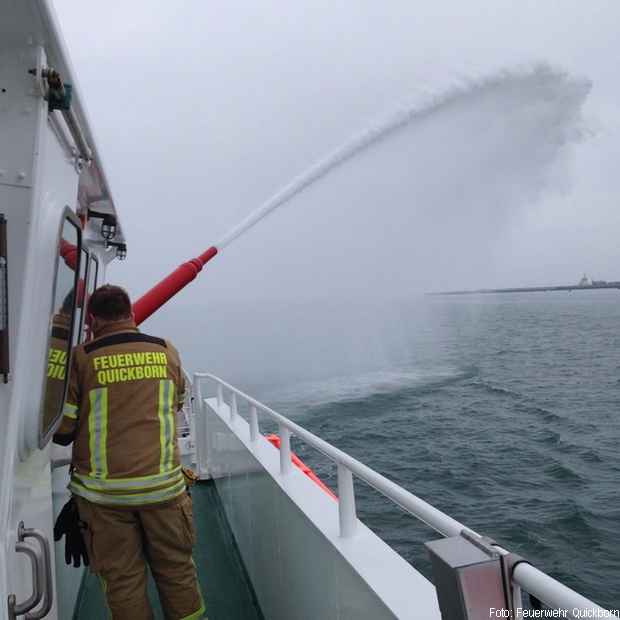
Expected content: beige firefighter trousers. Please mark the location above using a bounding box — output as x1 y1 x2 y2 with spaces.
76 492 204 620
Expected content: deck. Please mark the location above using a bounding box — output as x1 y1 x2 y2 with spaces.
73 481 264 619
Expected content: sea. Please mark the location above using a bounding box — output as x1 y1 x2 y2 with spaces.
239 290 620 609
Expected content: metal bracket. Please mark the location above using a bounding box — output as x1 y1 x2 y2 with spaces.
460 529 501 558
27 64 92 163
74 156 85 174
499 553 543 612
461 531 543 612
27 65 72 111
499 551 525 613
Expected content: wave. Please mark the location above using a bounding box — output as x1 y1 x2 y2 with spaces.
543 459 588 485
472 380 566 422
579 449 603 464
519 404 563 423
529 427 562 446
543 502 600 542
472 380 523 400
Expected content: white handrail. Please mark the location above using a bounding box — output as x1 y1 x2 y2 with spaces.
194 372 468 538
512 564 609 616
192 372 609 614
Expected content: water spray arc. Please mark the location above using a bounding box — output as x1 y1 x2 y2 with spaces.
133 91 444 325
132 65 589 325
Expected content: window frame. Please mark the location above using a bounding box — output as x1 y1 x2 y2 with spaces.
82 253 100 341
39 207 83 448
0 214 8 383
75 246 90 345
89 254 99 292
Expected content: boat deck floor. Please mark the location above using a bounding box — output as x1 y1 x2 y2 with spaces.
73 481 264 619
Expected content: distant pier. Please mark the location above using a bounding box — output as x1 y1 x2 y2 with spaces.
430 282 620 296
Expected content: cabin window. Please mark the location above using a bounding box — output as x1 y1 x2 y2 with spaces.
0 214 8 382
40 210 82 446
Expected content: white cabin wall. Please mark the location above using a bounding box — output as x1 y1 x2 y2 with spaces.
0 41 48 616
0 41 44 467
0 38 80 618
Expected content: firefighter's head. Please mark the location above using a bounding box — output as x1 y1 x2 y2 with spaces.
88 285 134 333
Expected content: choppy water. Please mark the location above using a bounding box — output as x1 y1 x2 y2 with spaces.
258 291 620 609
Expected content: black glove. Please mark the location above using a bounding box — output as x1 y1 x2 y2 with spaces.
53 498 89 568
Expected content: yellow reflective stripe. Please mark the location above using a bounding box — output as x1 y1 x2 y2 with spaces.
158 380 166 472
98 577 112 620
73 467 183 492
69 477 186 506
180 602 205 620
158 380 176 473
88 391 96 475
179 569 205 620
75 464 182 486
62 403 78 420
88 388 108 479
166 380 176 471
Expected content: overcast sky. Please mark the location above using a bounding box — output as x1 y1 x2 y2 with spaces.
54 1 620 307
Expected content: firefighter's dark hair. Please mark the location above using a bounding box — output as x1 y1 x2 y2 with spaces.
88 285 132 321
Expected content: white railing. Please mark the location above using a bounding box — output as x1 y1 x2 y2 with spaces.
192 372 610 616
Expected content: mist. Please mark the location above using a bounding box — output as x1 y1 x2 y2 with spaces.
52 1 618 389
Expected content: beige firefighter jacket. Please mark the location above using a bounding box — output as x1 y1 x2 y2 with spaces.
54 319 186 507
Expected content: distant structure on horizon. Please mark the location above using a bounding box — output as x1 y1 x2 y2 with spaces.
430 274 620 296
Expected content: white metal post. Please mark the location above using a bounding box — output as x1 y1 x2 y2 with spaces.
337 463 357 538
187 383 196 443
279 425 292 475
192 374 208 477
250 405 259 442
216 382 223 413
231 392 238 422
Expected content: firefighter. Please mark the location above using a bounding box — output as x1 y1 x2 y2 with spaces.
53 285 205 620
